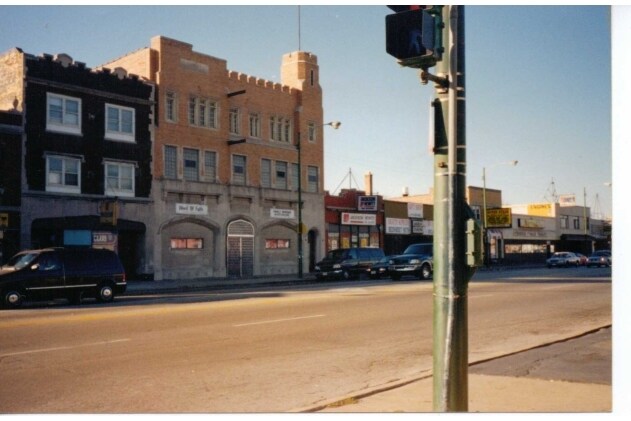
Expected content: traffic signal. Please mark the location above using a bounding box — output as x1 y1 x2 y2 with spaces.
385 6 442 69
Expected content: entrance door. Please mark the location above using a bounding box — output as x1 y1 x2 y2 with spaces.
227 220 254 278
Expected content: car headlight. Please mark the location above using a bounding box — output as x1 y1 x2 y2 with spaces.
333 263 341 269
409 259 421 264
389 260 394 265
315 265 320 271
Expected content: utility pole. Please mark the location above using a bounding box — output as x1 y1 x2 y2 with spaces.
386 5 476 411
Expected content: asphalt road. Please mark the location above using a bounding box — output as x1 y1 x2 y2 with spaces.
0 267 611 413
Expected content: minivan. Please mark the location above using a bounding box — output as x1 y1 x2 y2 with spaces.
314 247 385 280
0 247 126 308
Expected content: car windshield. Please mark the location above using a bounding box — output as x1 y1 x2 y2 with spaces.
404 244 432 255
325 249 348 260
4 252 40 270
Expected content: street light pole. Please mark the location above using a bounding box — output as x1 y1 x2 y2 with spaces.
296 121 341 278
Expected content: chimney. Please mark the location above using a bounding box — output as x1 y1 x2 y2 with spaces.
364 172 373 195
403 186 409 197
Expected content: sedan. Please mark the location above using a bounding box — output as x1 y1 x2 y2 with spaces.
587 250 612 268
546 252 580 268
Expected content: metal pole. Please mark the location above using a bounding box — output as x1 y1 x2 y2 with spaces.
482 167 488 267
297 132 303 278
433 5 468 412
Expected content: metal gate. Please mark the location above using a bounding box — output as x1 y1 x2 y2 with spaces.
227 219 254 278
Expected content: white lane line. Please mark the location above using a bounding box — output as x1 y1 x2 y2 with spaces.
234 314 326 327
0 338 131 358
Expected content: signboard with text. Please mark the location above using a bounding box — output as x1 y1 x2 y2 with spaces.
358 196 378 212
270 208 295 219
386 217 411 234
176 203 208 215
342 212 377 226
486 208 512 228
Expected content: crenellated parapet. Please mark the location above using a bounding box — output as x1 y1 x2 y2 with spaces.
227 70 296 95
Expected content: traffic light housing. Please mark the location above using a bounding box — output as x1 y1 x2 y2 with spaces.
385 6 443 69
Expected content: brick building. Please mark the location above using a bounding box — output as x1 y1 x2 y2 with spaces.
102 36 326 280
0 48 155 277
0 109 22 263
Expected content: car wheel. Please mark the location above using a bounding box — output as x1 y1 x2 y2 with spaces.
3 290 24 308
421 264 432 280
96 283 115 303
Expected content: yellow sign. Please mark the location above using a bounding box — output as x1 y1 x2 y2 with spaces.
99 201 119 226
527 203 553 217
0 213 8 228
486 208 512 228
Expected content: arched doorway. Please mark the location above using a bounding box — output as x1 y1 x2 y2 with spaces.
227 219 254 278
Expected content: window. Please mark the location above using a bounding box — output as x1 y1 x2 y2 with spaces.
170 238 203 250
282 119 292 143
265 239 290 249
47 93 81 135
204 151 217 182
249 113 260 138
233 154 246 185
269 116 278 141
46 155 80 194
165 91 177 122
229 108 240 135
307 166 319 193
105 161 135 197
189 96 218 128
275 161 287 190
164 145 178 179
183 148 199 181
573 217 580 230
105 104 135 142
291 163 299 191
261 158 271 188
560 215 569 229
307 122 316 142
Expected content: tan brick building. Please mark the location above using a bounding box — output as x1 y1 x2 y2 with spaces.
102 36 326 280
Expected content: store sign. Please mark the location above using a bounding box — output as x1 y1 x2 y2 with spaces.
486 208 512 228
527 203 553 217
342 212 376 226
270 208 295 219
358 196 378 211
408 203 423 218
420 220 434 235
559 194 576 207
176 203 208 215
386 217 410 234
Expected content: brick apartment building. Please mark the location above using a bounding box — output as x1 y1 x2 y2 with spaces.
0 48 154 277
102 36 326 280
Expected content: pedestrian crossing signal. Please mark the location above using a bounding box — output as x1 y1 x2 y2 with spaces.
386 8 440 68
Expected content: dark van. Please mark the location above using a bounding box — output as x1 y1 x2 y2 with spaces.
314 247 385 280
0 247 126 308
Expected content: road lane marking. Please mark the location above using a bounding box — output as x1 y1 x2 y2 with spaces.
0 338 130 358
234 314 326 327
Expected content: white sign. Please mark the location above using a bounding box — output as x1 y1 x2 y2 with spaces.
341 212 377 226
386 217 411 234
270 208 295 219
559 194 576 207
421 220 434 235
408 203 424 218
176 203 208 215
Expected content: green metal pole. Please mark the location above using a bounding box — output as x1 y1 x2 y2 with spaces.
433 5 468 412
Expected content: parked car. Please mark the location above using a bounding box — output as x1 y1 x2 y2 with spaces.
587 250 612 268
546 252 580 268
315 247 385 280
367 255 393 279
575 252 588 266
388 243 433 280
1 247 126 308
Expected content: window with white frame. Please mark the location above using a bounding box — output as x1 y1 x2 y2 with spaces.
269 116 278 141
291 163 299 191
105 161 135 197
307 122 316 142
165 91 177 123
249 113 260 138
282 118 292 143
232 154 246 185
229 108 240 135
307 166 319 193
46 93 81 135
204 150 217 182
164 145 178 179
183 148 199 181
189 96 218 129
261 158 272 188
46 155 81 194
275 161 288 190
105 103 135 142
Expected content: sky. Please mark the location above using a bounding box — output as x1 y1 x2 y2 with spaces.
0 3 614 219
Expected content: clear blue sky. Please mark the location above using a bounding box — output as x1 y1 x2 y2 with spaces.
0 4 613 218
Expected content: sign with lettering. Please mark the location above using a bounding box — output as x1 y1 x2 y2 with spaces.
176 203 208 215
386 217 411 234
486 208 512 228
358 196 378 211
270 208 295 219
342 212 377 226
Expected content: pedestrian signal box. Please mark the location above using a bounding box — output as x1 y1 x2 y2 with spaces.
385 7 442 69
